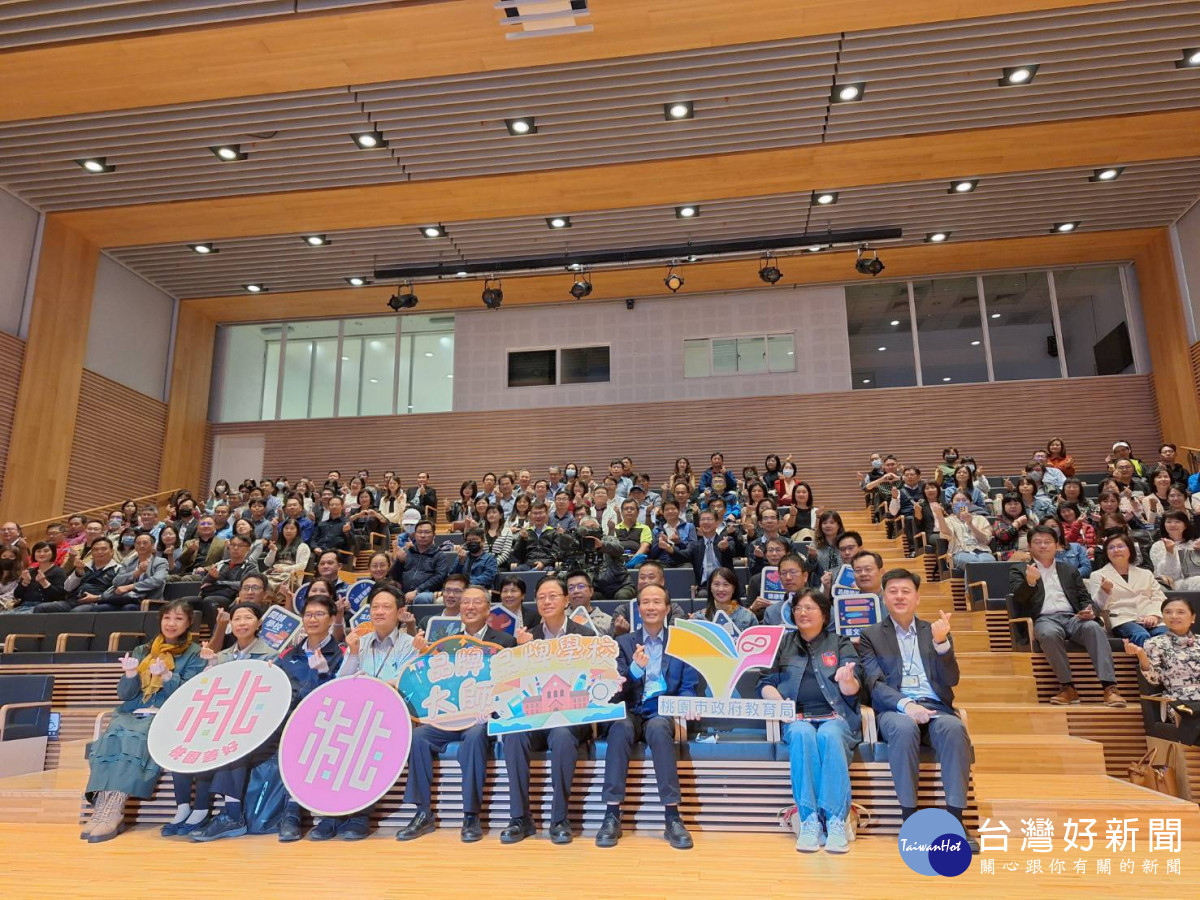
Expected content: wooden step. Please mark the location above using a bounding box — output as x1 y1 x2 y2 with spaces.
957 703 1070 735
948 630 991 652
954 675 1038 704
973 773 1200 830
971 734 1107 775
954 652 1032 677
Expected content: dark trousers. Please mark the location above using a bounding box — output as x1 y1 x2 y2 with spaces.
72 601 140 613
210 740 277 802
502 725 589 822
601 713 681 807
171 771 213 808
403 722 490 814
876 700 971 809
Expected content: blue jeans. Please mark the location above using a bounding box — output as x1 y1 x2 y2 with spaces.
785 717 856 820
1112 620 1167 647
953 549 994 568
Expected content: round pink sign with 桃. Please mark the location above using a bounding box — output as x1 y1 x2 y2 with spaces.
278 676 412 816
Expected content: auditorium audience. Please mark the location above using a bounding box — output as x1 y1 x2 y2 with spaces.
1045 438 1076 478
1089 532 1169 647
7 541 65 612
1151 512 1200 589
935 491 994 568
1127 596 1200 705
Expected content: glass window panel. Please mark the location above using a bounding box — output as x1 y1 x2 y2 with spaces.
561 346 610 384
767 333 795 372
712 339 738 375
1052 266 1133 377
912 276 989 385
410 332 454 412
683 339 710 377
261 341 279 420
310 338 338 418
845 282 917 389
211 323 275 422
508 350 556 386
338 337 362 417
360 334 396 415
736 336 766 373
279 337 313 420
981 272 1060 382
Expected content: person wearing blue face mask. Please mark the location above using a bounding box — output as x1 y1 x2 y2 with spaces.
933 491 995 568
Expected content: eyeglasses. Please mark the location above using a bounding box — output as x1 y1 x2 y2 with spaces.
302 611 330 620
566 583 589 592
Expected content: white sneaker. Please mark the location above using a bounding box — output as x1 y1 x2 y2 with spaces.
825 816 849 853
795 814 821 853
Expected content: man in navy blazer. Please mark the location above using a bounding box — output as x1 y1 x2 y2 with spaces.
858 568 977 852
596 582 698 850
688 509 739 590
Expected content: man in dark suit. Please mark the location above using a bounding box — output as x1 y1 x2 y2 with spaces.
1010 525 1124 707
500 575 595 845
406 471 439 524
689 509 738 590
398 586 517 843
858 567 976 851
596 582 698 850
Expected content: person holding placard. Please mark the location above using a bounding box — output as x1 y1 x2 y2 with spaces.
597 582 698 850
82 600 205 843
759 589 861 853
500 576 595 845
399 586 517 843
763 554 809 625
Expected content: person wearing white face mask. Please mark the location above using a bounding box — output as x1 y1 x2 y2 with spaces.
775 457 800 507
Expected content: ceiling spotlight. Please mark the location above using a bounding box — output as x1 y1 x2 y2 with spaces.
388 285 419 311
505 117 537 135
351 131 387 149
243 284 267 293
482 280 504 309
942 377 952 382
1176 49 1200 68
567 262 584 271
345 276 369 287
878 346 887 352
1089 166 1125 182
546 216 572 229
855 246 885 277
949 179 978 194
188 243 217 255
209 145 247 162
1052 221 1080 233
890 319 901 326
1000 65 1039 86
420 225 447 239
75 157 115 174
675 205 700 219
664 265 684 293
862 379 872 384
456 270 469 278
970 340 981 346
925 231 951 243
803 244 826 253
991 313 1002 319
569 271 593 299
302 234 330 246
664 101 694 120
811 191 839 206
758 255 783 285
831 82 866 103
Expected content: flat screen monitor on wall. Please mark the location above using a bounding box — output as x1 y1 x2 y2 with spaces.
1093 322 1133 376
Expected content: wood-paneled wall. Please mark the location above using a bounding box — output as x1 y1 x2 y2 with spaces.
0 331 25 506
207 374 1161 511
63 369 167 512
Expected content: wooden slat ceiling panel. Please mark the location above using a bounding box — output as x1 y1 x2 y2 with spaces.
105 159 1200 298
3 1 1199 210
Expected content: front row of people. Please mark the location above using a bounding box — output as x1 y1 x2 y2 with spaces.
83 569 977 852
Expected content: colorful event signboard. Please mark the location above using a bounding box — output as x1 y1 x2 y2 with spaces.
396 635 505 731
834 593 882 638
830 564 859 597
488 604 519 636
760 566 786 603
278 676 412 817
487 635 626 736
258 606 303 654
345 579 373 613
148 660 291 773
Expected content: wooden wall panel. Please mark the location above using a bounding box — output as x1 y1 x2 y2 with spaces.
208 374 1160 512
158 304 216 497
0 331 25 506
63 369 167 513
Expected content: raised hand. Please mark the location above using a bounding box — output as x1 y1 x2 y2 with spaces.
633 643 649 668
833 661 857 686
1100 576 1115 594
1025 564 1041 586
750 597 770 614
147 658 167 677
346 631 362 657
1162 538 1176 554
200 646 217 663
515 626 532 645
214 608 231 635
119 653 140 677
308 650 329 673
1122 638 1149 665
613 614 631 636
412 630 429 653
931 609 952 643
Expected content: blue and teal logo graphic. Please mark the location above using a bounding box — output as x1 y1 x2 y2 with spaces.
897 809 971 877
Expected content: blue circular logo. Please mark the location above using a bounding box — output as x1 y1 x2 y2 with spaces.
897 809 970 877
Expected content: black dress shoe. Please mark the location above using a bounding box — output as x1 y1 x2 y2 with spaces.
277 816 301 843
549 820 573 845
664 818 694 850
595 813 622 848
308 817 339 841
461 814 483 843
396 809 435 842
500 816 535 844
337 815 369 841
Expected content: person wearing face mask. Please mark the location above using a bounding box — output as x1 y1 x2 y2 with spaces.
933 448 960 487
451 526 499 588
934 491 995 568
775 459 800 508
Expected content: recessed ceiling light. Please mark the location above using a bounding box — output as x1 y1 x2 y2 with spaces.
342 356 350 361
878 346 887 351
675 205 700 219
420 225 447 238
505 117 537 135
890 320 901 326
456 270 469 277
209 145 247 162
424 351 434 357
942 377 952 382
302 234 329 246
75 157 115 174
350 131 387 149
1052 221 1080 233
567 263 585 271
1089 167 1125 182
188 243 216 255
949 179 978 194
1176 48 1200 68
368 378 379 384
862 378 871 384
345 276 369 287
243 284 267 293
407 405 414 410
991 313 1001 319
925 231 951 243
811 191 839 206
831 82 866 103
1000 65 1039 86
446 374 454 379
970 340 981 346
546 216 571 229
664 101 694 120
804 244 826 253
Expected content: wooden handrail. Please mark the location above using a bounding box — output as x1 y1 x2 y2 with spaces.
17 488 186 544
1180 446 1200 474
